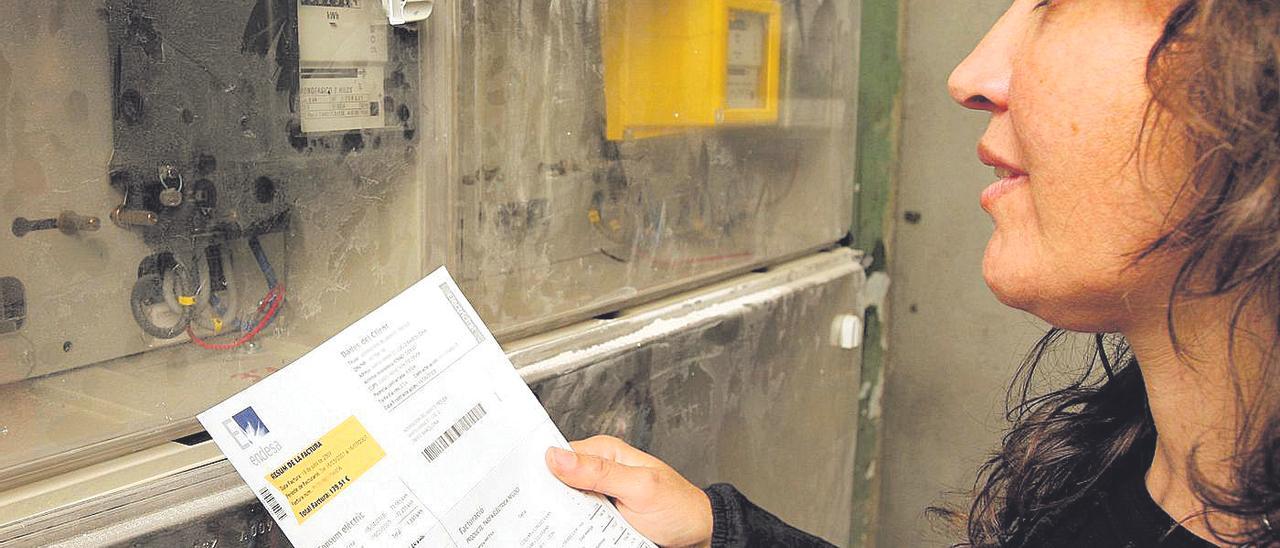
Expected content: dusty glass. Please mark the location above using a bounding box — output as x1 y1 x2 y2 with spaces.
0 0 858 488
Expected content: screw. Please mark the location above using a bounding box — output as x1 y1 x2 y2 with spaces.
111 206 159 227
12 217 58 237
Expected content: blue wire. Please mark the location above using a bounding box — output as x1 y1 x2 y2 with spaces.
247 236 282 332
207 276 256 332
210 293 228 316
248 236 278 289
198 240 282 337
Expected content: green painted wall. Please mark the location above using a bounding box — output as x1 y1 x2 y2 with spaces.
850 1 903 547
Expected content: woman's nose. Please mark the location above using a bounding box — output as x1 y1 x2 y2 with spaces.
948 9 1019 113
948 64 1006 112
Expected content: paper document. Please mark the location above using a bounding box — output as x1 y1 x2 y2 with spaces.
198 268 656 548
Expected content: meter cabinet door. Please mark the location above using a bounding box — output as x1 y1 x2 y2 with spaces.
0 0 859 492
450 0 859 337
0 0 437 487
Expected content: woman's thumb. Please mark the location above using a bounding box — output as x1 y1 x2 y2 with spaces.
546 446 652 501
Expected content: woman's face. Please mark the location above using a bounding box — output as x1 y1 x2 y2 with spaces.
949 0 1188 332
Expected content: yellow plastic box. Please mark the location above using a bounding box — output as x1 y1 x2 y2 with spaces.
602 0 782 140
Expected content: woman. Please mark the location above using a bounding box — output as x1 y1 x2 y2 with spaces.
546 0 1280 546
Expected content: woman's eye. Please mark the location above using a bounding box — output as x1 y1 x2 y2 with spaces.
1033 0 1053 9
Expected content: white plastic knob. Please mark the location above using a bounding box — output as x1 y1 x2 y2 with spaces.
830 313 864 350
383 0 433 25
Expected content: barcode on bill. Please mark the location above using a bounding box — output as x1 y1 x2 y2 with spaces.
259 486 288 522
422 403 487 461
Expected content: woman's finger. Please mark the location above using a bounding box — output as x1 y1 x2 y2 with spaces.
569 435 668 469
545 446 662 501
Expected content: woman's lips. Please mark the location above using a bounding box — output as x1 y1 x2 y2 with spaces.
976 145 1029 212
980 172 1028 212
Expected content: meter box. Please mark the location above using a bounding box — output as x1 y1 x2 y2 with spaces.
603 0 783 140
0 0 859 492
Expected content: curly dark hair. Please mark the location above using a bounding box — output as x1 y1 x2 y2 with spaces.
934 1 1280 545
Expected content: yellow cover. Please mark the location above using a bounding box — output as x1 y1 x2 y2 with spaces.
602 0 782 140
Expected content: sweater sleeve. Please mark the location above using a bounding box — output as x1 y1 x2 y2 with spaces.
704 483 837 548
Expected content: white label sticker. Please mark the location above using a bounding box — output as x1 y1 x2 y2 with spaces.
726 10 767 109
299 64 386 133
297 0 389 133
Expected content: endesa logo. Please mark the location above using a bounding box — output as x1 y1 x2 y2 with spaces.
224 406 270 450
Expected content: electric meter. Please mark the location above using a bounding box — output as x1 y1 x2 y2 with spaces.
603 0 782 140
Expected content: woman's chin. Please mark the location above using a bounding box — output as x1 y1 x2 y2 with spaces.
982 247 1061 320
983 270 1036 312
982 242 1035 309
982 261 1121 332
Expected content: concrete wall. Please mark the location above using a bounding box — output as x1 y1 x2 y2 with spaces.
877 2 1049 545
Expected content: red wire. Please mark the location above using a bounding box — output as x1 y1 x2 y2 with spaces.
187 285 286 351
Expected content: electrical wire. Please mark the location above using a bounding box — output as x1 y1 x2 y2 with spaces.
131 258 199 340
247 235 282 332
248 236 277 289
186 284 285 351
207 245 241 331
162 260 212 315
186 235 284 350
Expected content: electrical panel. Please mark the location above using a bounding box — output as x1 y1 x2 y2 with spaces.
0 0 859 489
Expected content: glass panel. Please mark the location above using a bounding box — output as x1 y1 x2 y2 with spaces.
0 0 435 485
454 0 858 335
0 0 857 487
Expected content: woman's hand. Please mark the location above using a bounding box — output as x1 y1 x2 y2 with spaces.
546 436 713 548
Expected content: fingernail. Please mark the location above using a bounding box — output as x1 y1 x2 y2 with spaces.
548 447 575 469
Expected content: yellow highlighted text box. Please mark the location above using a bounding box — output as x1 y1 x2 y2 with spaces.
265 416 385 524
